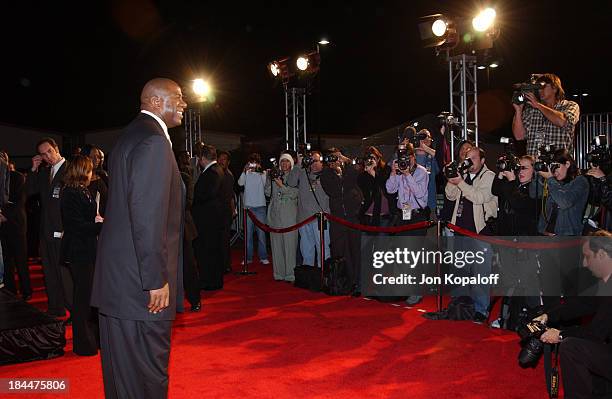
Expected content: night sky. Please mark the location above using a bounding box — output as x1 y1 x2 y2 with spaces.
3 0 611 139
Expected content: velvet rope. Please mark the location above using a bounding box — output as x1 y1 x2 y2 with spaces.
445 223 583 250
246 210 318 233
324 213 434 233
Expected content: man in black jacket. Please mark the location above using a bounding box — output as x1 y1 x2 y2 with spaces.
91 78 186 399
27 137 71 317
192 144 226 291
320 148 364 295
538 231 612 398
0 151 31 300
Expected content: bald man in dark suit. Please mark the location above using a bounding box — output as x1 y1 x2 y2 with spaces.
91 78 186 399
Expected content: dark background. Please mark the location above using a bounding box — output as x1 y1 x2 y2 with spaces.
2 0 610 139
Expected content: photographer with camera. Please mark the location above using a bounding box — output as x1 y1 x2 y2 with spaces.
512 73 580 157
584 136 612 231
286 149 330 268
358 146 395 230
320 148 364 296
238 153 270 265
531 149 590 304
491 155 541 326
445 147 498 322
264 152 298 282
531 230 612 398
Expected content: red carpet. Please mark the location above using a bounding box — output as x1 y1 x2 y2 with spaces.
0 253 549 398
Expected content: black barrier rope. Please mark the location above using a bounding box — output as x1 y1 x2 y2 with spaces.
446 223 583 250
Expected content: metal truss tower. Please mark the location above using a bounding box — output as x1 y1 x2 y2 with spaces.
284 86 308 151
448 54 479 155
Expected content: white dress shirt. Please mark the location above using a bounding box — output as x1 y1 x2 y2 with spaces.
51 158 66 181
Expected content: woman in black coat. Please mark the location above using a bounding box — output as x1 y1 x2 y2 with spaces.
357 146 395 229
61 155 103 356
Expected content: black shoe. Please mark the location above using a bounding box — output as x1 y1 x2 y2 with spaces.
22 293 32 301
190 302 202 312
473 312 487 324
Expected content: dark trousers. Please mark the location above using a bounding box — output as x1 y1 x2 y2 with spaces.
194 227 224 290
1 232 31 295
40 238 73 315
329 221 361 288
561 337 612 399
70 261 98 355
182 238 200 306
99 313 172 399
222 215 232 271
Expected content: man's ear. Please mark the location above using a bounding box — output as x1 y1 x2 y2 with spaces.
150 95 161 109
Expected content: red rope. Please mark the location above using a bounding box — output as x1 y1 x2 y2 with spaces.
246 210 317 233
446 223 582 249
324 213 433 233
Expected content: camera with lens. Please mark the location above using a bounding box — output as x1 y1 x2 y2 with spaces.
496 137 521 173
247 162 263 173
364 153 377 167
517 320 547 366
512 74 545 105
586 135 611 167
268 157 283 180
322 154 339 164
534 145 560 173
444 158 473 179
301 143 314 169
410 131 430 148
395 144 412 175
438 111 460 126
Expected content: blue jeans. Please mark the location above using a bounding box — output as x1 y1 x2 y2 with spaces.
451 238 492 316
246 206 268 262
299 220 330 267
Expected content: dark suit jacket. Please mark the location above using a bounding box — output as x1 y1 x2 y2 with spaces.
1 170 27 236
320 166 363 221
91 112 185 321
180 171 198 242
192 162 225 232
26 161 68 240
60 186 101 265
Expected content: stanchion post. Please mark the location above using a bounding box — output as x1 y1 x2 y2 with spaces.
436 220 443 312
319 212 325 285
238 208 257 275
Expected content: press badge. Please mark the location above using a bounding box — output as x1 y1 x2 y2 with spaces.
52 186 61 199
402 205 412 221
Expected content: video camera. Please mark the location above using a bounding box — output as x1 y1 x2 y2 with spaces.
444 158 473 179
534 144 560 173
496 137 521 173
586 135 611 167
438 111 460 126
512 74 545 106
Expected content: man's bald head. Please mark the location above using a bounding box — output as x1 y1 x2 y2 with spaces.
140 78 187 128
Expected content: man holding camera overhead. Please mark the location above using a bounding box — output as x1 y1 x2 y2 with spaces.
512 73 580 157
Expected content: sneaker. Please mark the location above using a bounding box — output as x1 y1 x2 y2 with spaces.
490 318 501 329
405 295 423 306
260 259 270 265
473 312 488 324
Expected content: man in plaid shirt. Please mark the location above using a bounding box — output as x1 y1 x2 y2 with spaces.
512 73 580 157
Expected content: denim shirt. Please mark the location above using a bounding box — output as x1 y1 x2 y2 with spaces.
530 175 588 236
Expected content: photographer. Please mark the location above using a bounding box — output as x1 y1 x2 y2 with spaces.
535 231 612 398
264 152 298 282
585 162 612 231
440 140 474 228
492 155 541 323
531 149 590 304
512 73 580 157
445 147 497 322
285 150 330 268
414 129 440 217
238 153 270 265
358 146 395 230
320 148 364 296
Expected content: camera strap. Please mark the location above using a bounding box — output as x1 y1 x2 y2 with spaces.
549 344 560 398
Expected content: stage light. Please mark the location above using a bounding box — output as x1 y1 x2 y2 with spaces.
489 62 499 68
318 39 330 45
269 62 281 77
582 93 589 97
472 8 496 32
418 14 457 48
432 19 447 37
296 56 309 71
477 65 486 70
193 79 210 98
